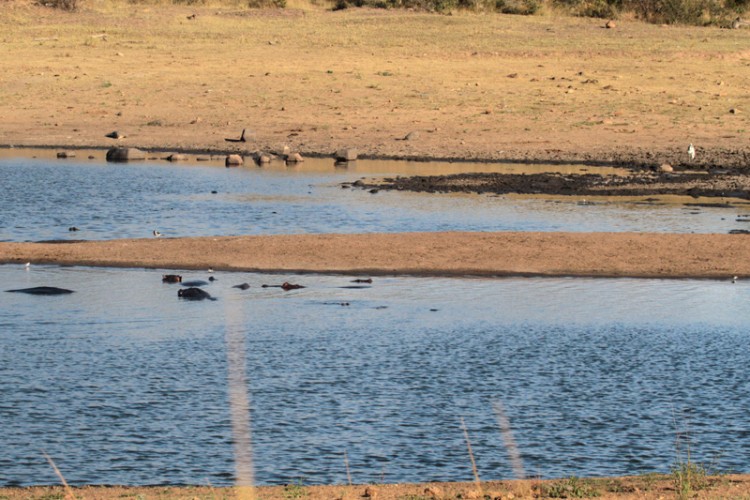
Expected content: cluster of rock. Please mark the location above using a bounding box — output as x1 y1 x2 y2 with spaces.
99 145 358 167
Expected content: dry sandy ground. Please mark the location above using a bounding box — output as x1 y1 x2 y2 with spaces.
0 2 749 166
2 232 750 279
4 475 750 499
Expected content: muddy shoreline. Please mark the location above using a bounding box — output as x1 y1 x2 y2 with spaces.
3 143 750 172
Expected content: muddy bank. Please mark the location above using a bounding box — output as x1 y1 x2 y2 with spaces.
3 232 750 279
350 169 750 200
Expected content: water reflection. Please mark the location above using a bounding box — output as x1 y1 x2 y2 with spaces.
1 264 749 486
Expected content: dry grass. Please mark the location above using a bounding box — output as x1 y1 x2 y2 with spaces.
0 1 748 162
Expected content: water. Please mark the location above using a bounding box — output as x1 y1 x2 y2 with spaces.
2 264 749 486
0 151 745 242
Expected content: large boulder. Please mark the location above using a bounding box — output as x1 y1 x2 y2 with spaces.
106 147 146 162
336 147 358 162
225 154 243 167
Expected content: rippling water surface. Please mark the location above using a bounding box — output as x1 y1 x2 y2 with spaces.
0 151 745 241
2 265 749 486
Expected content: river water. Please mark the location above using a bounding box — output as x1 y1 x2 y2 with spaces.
2 265 749 486
0 150 746 241
1 151 749 487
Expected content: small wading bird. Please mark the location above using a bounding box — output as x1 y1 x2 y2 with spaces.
687 143 696 161
153 230 162 237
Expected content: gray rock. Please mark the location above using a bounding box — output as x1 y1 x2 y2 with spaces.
286 152 304 163
256 152 272 164
166 153 189 162
404 131 420 141
659 163 674 173
56 151 75 159
106 147 146 162
225 154 243 167
336 147 358 161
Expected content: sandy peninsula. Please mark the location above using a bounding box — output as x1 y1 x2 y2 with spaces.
2 231 749 279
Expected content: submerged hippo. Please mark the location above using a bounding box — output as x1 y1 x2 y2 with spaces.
233 283 250 290
178 287 215 301
262 282 305 291
162 274 182 283
181 280 209 287
6 286 74 295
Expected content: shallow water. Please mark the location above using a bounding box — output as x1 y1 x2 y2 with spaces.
2 264 749 486
0 151 746 242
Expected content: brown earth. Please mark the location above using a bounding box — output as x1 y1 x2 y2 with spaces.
2 232 750 279
4 475 750 499
0 1 749 167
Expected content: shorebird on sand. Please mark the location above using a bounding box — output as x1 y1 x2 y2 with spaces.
153 230 162 237
687 143 696 161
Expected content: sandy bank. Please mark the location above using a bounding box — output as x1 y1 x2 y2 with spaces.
2 232 749 279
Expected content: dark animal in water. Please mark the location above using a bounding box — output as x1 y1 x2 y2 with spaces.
181 280 209 287
178 287 215 301
6 286 74 295
262 282 305 291
162 274 182 283
68 226 79 232
351 278 372 283
208 276 216 282
233 283 250 290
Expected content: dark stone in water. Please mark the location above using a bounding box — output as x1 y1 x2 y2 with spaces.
181 280 208 287
6 286 74 295
178 287 215 301
729 229 750 234
233 283 250 290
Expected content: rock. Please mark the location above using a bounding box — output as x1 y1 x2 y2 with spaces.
424 486 443 499
286 152 304 163
256 152 272 164
106 147 146 162
166 153 189 162
363 486 378 498
56 151 75 159
225 154 243 167
105 131 126 139
605 20 616 28
462 490 481 500
404 131 420 141
659 163 674 172
336 147 358 161
196 156 210 161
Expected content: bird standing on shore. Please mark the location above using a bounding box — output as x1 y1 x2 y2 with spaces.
153 230 162 237
687 143 696 161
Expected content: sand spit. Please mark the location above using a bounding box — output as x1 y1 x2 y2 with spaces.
2 232 749 280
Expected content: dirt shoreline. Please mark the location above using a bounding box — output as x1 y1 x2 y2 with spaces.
4 474 750 500
3 232 750 280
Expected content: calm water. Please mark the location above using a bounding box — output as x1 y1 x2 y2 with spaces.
2 264 749 486
0 151 746 242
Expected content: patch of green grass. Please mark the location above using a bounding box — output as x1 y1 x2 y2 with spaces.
542 476 601 498
673 460 710 499
283 482 308 500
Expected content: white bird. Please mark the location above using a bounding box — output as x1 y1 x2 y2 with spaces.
25 262 31 270
687 143 696 161
208 267 214 273
153 230 162 237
